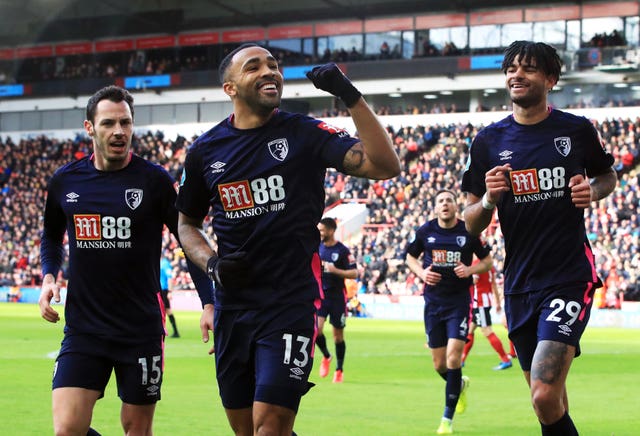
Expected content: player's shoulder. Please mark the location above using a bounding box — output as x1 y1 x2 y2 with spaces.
335 241 350 251
50 156 90 180
454 219 469 232
548 108 591 128
477 114 513 134
275 110 352 138
189 118 232 150
421 219 439 233
130 155 174 183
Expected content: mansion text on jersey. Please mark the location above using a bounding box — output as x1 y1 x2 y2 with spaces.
513 190 564 204
76 240 132 249
225 202 286 219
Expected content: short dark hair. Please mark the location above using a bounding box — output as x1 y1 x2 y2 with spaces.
218 43 260 83
86 85 134 123
501 40 562 82
319 217 337 230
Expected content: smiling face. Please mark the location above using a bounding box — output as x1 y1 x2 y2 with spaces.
504 55 557 109
84 99 133 171
223 46 283 116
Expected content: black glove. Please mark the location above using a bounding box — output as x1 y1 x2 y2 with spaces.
206 252 252 290
305 63 362 108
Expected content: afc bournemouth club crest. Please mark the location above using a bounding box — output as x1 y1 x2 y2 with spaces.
268 138 289 161
125 188 143 210
456 236 466 247
554 137 571 157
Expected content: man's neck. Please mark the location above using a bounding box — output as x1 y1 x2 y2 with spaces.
512 102 551 125
437 217 457 229
230 106 277 129
323 238 337 247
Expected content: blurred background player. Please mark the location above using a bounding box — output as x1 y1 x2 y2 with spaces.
405 189 493 434
160 249 180 338
461 258 512 370
316 217 358 383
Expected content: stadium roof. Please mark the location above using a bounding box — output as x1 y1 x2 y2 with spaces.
0 0 594 46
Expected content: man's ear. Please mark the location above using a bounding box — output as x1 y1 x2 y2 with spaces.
83 120 94 136
223 82 236 97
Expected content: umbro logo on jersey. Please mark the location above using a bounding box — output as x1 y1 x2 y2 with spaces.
289 367 305 380
558 324 572 336
210 161 226 173
66 192 80 202
268 138 289 161
146 385 159 396
427 237 436 243
498 150 513 161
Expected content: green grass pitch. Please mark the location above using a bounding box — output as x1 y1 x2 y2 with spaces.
1 303 637 435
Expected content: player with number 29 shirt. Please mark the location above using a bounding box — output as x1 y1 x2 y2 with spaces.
462 41 617 435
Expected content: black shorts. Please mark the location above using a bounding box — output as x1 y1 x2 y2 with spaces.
318 294 347 329
214 300 319 412
53 334 164 405
424 301 470 348
505 283 596 371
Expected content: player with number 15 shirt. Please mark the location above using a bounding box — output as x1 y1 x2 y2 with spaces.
41 155 186 337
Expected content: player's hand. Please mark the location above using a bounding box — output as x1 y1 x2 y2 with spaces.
323 262 337 274
423 266 442 286
484 164 512 204
206 251 252 290
569 174 592 209
305 63 362 108
200 304 215 355
454 262 471 278
39 276 60 323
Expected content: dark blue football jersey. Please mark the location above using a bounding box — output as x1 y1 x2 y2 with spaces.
176 110 359 309
319 241 356 297
406 219 490 305
41 154 201 339
461 109 615 295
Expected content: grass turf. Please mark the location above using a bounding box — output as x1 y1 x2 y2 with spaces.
1 303 637 435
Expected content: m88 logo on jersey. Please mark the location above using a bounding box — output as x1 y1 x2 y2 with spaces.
218 176 286 212
510 167 566 196
218 180 254 211
73 214 132 240
510 169 540 195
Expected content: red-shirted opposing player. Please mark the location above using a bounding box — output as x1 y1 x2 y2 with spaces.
462 259 513 370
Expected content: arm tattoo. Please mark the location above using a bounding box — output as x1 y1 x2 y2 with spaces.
531 341 570 385
343 142 366 175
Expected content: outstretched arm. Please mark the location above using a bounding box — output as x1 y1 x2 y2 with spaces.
342 99 401 180
306 63 400 180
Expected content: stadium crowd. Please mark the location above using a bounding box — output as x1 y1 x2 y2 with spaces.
1 114 638 307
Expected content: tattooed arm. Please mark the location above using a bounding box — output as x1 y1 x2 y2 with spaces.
342 99 401 180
